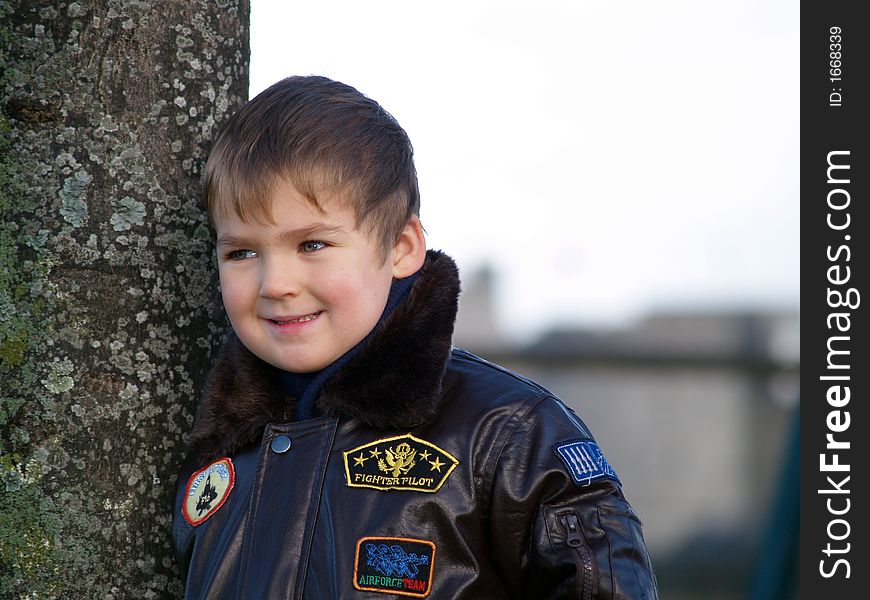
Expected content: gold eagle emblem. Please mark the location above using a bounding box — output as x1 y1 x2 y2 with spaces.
378 442 417 477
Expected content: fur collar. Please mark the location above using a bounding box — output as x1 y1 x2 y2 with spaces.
189 250 460 460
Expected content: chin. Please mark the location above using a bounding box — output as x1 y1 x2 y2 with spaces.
277 354 333 374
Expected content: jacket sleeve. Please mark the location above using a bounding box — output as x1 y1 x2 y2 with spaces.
487 395 659 600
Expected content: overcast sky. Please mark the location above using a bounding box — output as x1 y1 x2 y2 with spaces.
249 0 799 340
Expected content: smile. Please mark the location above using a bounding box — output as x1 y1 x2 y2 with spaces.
270 311 322 325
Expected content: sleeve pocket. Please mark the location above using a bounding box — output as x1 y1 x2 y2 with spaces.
595 500 659 600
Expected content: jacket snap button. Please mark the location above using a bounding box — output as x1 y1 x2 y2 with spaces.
270 435 292 454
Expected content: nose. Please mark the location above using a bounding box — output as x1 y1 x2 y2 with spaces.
258 255 301 299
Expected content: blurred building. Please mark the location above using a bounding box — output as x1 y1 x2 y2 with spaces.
455 268 800 599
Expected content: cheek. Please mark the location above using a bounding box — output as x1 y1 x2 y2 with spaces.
218 271 253 314
341 269 393 317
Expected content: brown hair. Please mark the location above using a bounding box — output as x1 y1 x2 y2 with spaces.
202 76 420 257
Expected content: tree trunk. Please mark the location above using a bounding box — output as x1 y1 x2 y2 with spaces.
0 1 249 596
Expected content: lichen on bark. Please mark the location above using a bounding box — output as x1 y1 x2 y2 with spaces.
0 0 249 597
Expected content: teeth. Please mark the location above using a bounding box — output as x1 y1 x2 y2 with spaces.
275 312 320 324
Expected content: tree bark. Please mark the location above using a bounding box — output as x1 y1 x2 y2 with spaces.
0 1 249 596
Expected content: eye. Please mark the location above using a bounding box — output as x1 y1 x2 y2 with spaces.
227 249 257 261
300 240 328 253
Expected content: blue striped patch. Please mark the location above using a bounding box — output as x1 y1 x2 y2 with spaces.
555 440 619 486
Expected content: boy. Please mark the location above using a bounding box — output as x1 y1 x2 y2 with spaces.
174 76 658 599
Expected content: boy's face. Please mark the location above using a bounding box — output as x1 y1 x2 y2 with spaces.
214 181 395 373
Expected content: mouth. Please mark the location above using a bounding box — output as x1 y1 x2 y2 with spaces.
269 311 323 325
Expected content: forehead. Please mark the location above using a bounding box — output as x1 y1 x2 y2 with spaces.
213 180 351 230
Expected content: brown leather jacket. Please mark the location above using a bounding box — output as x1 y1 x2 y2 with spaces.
174 252 658 599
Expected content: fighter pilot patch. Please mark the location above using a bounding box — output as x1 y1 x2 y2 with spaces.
182 457 235 526
343 434 458 492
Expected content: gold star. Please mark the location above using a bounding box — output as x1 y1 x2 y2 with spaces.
419 450 431 461
429 457 445 472
369 448 382 458
353 453 369 467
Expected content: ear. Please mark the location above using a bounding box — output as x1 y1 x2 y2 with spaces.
391 215 427 278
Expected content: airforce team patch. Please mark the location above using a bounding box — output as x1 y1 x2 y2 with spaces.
343 434 459 493
182 457 235 526
555 440 620 486
354 536 435 597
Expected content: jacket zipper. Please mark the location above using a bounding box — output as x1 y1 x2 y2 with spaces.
558 512 596 600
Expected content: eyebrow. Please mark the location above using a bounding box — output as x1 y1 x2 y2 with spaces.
216 224 347 248
279 224 347 243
